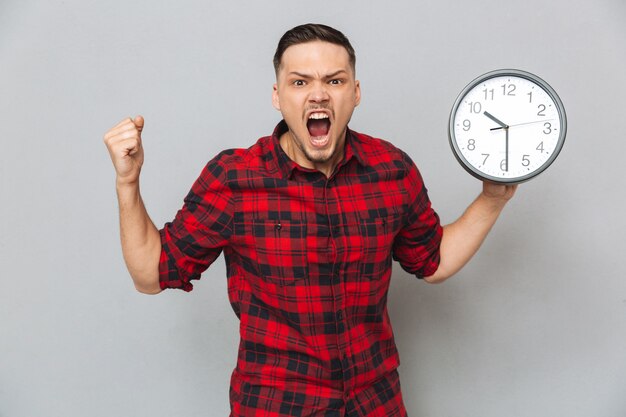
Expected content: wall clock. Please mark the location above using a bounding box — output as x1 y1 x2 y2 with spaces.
448 69 567 184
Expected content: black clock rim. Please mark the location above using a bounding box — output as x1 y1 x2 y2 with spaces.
448 68 567 185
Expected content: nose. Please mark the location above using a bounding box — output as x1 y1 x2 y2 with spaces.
308 81 329 103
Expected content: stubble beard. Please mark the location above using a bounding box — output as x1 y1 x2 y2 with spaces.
289 130 334 164
289 123 349 167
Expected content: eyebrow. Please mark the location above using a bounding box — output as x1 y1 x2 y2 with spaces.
287 69 349 79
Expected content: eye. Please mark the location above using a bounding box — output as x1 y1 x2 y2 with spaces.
293 80 306 87
329 79 343 85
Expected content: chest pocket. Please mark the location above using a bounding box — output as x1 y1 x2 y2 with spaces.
358 214 402 279
252 219 308 286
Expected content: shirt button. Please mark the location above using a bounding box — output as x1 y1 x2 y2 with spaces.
336 310 343 321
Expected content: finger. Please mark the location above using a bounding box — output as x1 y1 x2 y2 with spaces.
106 116 140 137
112 117 134 129
104 123 141 141
106 130 142 149
114 136 141 156
133 115 145 132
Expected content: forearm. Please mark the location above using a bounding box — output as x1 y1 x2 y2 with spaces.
425 184 515 283
116 182 162 293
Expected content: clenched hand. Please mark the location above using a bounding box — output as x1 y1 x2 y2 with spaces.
103 115 145 185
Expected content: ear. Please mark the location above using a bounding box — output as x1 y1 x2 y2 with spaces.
272 83 281 111
354 80 361 107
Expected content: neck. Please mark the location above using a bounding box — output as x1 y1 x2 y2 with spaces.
279 130 346 178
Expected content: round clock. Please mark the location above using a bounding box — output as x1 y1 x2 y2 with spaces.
448 69 567 184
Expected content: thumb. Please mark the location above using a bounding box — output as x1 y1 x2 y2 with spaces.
133 115 145 132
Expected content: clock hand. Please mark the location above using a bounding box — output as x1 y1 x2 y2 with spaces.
483 111 510 170
491 118 555 131
505 126 509 172
483 111 509 129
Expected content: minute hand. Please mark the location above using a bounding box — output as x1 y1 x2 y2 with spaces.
491 118 555 131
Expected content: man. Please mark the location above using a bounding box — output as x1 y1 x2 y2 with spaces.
104 24 515 417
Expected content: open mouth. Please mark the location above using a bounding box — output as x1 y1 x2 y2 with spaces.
306 112 331 142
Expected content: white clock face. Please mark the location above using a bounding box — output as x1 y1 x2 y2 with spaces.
449 70 566 183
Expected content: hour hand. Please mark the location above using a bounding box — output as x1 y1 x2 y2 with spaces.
483 111 509 129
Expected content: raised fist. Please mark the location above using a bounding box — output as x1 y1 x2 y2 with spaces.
103 115 145 185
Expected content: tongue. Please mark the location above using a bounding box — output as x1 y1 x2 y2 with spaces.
307 118 330 137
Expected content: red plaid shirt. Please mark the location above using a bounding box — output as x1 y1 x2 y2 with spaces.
159 121 442 417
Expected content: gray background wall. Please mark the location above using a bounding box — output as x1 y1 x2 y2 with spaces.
1 1 625 416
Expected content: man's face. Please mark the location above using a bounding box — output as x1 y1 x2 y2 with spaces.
272 41 361 175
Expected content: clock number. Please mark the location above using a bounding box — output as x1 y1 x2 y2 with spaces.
536 141 545 153
543 122 552 134
501 83 516 96
481 153 490 165
500 159 508 171
522 155 530 167
483 88 495 100
527 91 533 103
467 139 476 151
463 119 471 131
537 104 546 116
468 101 482 113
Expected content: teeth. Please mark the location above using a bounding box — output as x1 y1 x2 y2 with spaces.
308 112 329 120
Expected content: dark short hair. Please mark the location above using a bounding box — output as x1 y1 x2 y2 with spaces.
273 23 356 75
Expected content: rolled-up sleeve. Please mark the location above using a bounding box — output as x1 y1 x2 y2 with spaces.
392 153 443 278
159 153 234 291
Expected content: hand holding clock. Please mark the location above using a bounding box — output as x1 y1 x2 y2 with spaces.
482 181 517 201
424 70 566 283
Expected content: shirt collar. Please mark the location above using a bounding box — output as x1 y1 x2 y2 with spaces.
269 120 366 180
